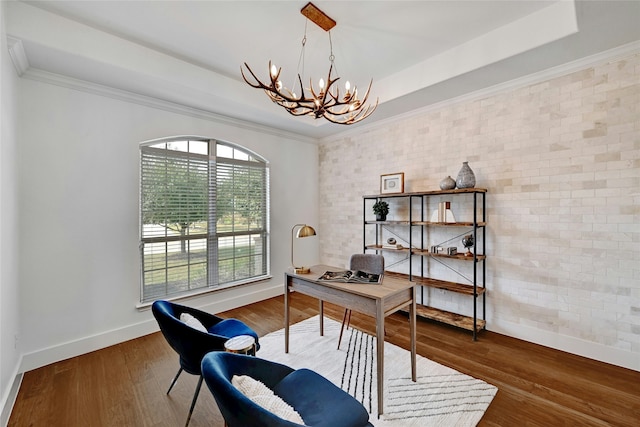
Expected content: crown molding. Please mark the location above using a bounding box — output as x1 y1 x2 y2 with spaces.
321 40 640 143
19 67 318 144
6 36 29 77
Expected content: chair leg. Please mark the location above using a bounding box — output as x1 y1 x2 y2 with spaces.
337 308 352 350
167 367 183 395
185 375 203 427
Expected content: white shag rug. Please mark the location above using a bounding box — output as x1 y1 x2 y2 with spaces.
257 316 497 427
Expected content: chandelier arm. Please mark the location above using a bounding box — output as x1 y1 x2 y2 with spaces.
308 79 321 101
323 98 379 125
324 79 376 115
243 62 317 105
296 73 309 100
321 65 340 104
241 63 269 89
286 107 317 116
358 79 375 105
278 99 316 115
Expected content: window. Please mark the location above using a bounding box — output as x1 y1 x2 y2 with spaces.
139 138 269 303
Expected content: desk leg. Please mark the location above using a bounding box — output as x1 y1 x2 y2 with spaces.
376 301 384 417
410 287 417 381
284 275 290 354
319 300 324 336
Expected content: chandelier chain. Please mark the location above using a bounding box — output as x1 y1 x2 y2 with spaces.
328 31 337 74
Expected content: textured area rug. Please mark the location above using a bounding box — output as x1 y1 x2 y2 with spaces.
257 316 497 426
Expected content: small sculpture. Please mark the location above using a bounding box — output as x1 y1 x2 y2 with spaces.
462 234 474 257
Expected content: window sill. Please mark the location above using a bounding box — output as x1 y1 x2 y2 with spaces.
136 275 273 310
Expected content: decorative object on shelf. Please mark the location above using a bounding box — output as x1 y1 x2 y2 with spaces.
439 176 456 190
372 200 389 221
380 172 404 194
241 2 378 125
430 201 456 223
291 224 317 274
456 162 476 189
462 234 474 257
446 247 458 255
383 237 402 250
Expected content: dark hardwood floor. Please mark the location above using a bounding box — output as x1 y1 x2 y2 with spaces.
8 293 640 426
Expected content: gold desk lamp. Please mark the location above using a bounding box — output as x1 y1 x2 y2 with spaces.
291 224 316 274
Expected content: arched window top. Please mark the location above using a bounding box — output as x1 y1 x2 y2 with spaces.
141 136 268 165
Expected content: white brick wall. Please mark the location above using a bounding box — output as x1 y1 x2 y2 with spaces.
318 52 640 369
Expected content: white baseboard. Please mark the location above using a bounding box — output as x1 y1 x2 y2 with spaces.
19 284 283 373
490 321 639 372
1 363 23 427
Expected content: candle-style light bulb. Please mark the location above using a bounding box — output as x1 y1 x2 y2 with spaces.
319 78 325 90
345 81 351 93
270 64 278 78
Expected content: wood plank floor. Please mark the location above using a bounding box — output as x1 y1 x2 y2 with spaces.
9 293 640 426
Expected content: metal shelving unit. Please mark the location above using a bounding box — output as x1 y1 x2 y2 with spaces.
363 188 487 340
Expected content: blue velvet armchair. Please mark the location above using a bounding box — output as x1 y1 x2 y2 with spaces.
201 351 373 427
152 300 260 426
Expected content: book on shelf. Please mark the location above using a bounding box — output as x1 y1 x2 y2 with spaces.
430 201 456 223
382 244 403 250
317 270 382 284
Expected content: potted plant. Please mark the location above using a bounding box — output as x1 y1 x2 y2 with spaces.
372 200 389 221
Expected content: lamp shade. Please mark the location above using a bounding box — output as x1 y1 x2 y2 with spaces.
296 225 316 238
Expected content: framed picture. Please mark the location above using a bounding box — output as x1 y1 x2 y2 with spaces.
380 172 404 194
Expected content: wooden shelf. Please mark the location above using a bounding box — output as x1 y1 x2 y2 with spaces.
367 246 485 260
365 244 411 253
365 220 410 225
363 188 487 199
367 220 486 227
415 305 486 332
412 249 486 261
412 221 486 227
384 271 486 296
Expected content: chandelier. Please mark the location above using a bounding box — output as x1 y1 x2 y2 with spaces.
241 2 378 125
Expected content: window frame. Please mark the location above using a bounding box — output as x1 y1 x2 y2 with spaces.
139 137 270 305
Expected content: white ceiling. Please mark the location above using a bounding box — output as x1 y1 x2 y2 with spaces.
7 1 640 139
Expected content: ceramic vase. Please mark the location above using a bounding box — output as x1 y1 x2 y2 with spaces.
439 176 456 190
456 162 476 189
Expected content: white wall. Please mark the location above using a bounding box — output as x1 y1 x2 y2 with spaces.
16 76 318 372
318 50 640 371
0 2 22 424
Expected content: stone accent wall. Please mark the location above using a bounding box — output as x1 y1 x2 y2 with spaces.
318 52 640 366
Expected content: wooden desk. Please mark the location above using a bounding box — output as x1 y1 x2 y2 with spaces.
284 265 416 416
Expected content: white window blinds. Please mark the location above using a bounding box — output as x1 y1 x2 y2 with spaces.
139 138 269 303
